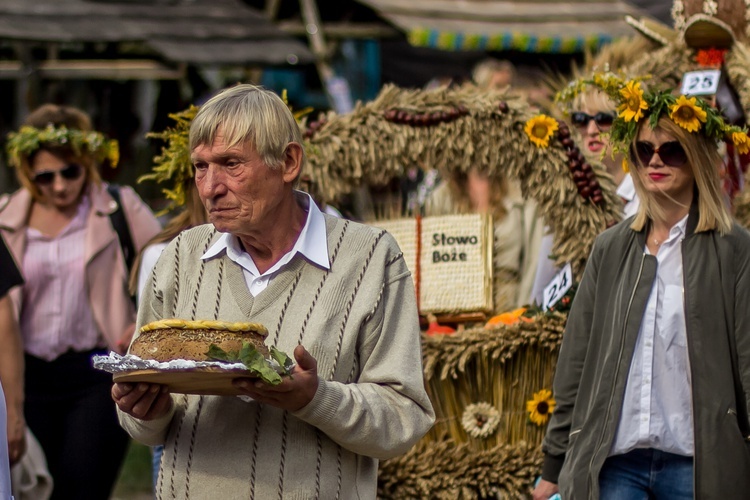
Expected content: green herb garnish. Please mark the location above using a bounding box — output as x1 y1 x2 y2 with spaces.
207 342 293 385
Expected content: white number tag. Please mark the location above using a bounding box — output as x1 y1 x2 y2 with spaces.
543 263 573 312
680 70 721 96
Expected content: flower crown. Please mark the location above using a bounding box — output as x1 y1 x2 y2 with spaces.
6 124 119 169
553 72 750 169
138 105 198 214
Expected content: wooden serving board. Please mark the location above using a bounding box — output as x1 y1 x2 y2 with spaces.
113 368 258 396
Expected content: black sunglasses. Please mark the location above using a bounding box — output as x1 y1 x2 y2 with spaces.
630 141 688 167
570 111 615 130
33 163 84 186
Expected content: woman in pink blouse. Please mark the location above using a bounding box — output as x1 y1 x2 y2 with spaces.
0 104 161 499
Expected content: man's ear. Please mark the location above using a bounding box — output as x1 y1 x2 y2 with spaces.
281 143 303 184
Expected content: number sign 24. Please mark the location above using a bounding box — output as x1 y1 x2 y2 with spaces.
543 263 573 312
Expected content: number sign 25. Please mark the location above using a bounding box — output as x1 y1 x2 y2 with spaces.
680 70 721 96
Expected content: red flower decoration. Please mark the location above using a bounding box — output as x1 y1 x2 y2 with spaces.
695 48 728 68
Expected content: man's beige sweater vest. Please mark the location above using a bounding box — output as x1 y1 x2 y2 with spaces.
118 217 434 499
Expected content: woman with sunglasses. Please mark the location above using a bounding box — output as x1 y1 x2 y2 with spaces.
533 80 750 499
570 89 639 217
530 89 640 305
0 104 161 499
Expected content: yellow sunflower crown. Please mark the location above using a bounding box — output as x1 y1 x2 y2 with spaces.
6 124 119 169
555 73 750 158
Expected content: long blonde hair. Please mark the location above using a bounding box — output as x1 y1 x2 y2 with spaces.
629 116 732 234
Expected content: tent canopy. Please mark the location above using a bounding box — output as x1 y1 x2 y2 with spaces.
0 0 314 70
357 0 650 53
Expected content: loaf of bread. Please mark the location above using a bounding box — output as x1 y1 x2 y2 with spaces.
130 319 269 362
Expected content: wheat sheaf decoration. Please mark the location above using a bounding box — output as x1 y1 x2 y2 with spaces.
375 311 566 499
303 83 622 278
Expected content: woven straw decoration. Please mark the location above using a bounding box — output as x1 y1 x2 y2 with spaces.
419 214 493 314
303 83 622 281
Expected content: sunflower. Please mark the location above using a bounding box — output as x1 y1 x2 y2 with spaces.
461 402 501 439
732 131 750 155
527 389 556 426
524 115 558 148
617 81 648 122
669 96 707 132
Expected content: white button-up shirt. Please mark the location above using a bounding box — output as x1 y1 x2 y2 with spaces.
201 191 330 296
611 214 693 457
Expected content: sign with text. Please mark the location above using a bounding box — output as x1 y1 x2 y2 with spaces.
680 70 721 96
543 263 573 312
374 214 494 314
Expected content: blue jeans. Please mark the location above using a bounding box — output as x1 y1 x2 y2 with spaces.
152 445 164 489
599 448 693 500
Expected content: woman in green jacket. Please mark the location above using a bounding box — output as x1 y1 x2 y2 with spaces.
534 77 750 499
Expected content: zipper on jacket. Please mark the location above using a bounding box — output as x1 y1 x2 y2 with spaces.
587 252 646 497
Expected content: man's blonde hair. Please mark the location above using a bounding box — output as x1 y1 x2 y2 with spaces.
630 116 732 234
189 84 304 172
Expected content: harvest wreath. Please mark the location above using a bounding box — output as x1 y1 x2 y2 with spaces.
302 83 622 278
296 83 618 498
377 311 566 499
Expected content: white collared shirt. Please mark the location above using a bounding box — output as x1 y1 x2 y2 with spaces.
201 191 330 296
612 214 693 457
616 173 640 219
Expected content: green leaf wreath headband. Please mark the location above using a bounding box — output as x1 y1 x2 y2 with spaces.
524 72 750 172
6 124 119 168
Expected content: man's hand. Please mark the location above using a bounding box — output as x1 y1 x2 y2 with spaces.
6 405 25 466
233 345 319 412
532 479 559 500
112 382 172 421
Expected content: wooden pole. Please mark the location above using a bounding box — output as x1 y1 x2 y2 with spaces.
298 0 336 109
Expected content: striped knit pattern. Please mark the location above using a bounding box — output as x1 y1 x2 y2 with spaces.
121 217 434 500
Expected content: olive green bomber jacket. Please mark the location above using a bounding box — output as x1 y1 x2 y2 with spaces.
541 208 750 499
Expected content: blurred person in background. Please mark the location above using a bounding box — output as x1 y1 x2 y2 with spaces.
472 58 515 90
0 104 161 499
425 167 543 313
530 88 638 305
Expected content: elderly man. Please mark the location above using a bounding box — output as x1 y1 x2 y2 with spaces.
113 84 434 498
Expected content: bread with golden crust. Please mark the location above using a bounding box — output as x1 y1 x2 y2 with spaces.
130 319 269 362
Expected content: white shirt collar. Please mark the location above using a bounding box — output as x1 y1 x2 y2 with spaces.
668 213 689 242
201 191 330 276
